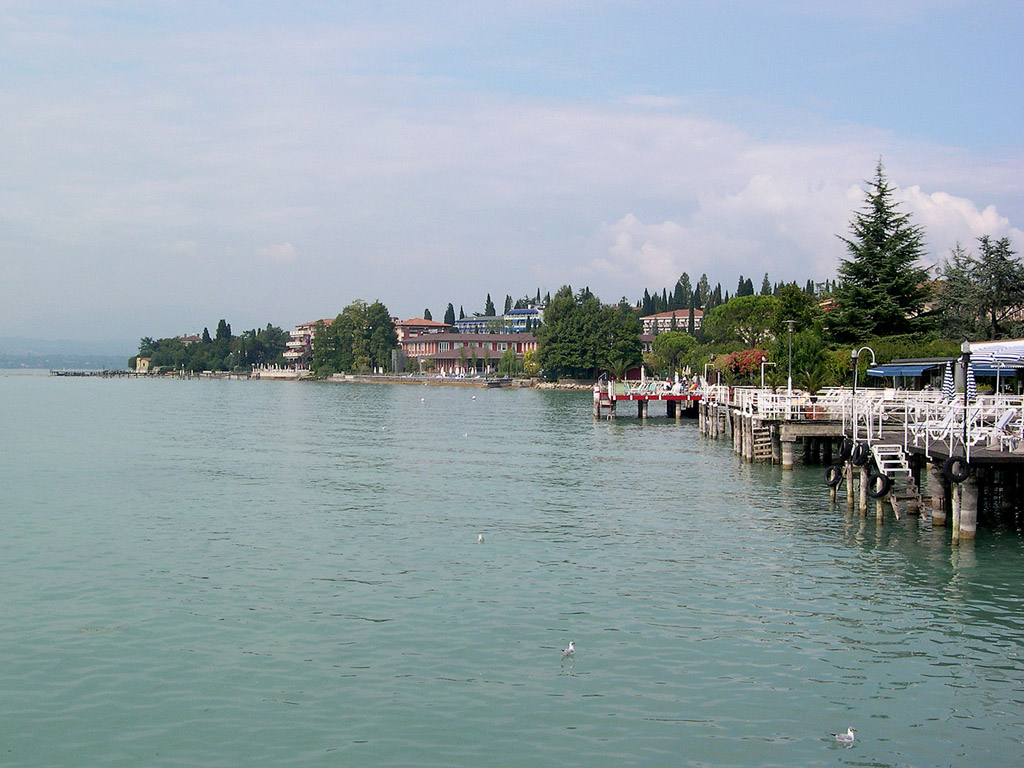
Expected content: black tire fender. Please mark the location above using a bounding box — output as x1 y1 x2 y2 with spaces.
825 465 844 488
850 442 870 467
838 437 854 463
866 472 893 499
942 455 971 484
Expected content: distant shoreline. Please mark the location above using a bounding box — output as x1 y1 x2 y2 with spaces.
25 368 596 390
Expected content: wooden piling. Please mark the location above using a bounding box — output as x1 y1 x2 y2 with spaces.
859 466 869 516
928 462 947 525
846 463 854 508
958 474 978 541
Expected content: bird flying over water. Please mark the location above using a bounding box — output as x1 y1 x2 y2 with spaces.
832 727 855 745
562 640 575 659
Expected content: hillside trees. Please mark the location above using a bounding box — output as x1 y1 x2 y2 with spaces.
536 287 641 379
310 300 397 376
138 321 287 372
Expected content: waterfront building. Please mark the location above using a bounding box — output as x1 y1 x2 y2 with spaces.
502 306 544 332
452 315 501 334
640 309 703 335
283 319 332 368
395 318 452 342
400 332 537 375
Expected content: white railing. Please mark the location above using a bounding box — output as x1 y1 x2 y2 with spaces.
699 383 1024 460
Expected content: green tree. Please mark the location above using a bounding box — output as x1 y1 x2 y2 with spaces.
444 303 456 326
703 295 779 348
770 283 819 336
651 331 696 375
423 308 432 321
504 295 512 314
696 274 710 308
937 242 983 339
497 347 521 376
974 235 1023 339
760 273 771 296
831 160 931 341
484 294 496 316
365 300 398 370
310 300 397 375
536 287 641 379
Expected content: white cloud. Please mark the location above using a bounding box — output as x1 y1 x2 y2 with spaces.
899 185 1024 260
256 242 298 264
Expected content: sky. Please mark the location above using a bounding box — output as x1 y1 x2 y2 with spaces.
2 1 1022 344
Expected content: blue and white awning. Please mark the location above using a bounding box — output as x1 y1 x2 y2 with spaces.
866 362 942 378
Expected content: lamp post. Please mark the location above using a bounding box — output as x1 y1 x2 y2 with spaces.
961 339 971 451
850 346 876 442
786 320 795 394
703 354 715 388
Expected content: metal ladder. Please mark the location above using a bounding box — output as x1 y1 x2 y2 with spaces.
751 423 773 462
870 443 922 517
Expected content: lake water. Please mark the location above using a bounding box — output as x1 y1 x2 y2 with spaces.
2 372 1023 767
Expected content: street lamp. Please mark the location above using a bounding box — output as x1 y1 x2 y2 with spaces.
786 320 795 394
760 356 776 389
961 339 971 451
851 346 876 441
703 354 715 385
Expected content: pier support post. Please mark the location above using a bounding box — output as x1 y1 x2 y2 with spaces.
859 466 869 516
771 429 781 464
668 400 676 419
639 400 648 420
846 463 855 508
928 462 947 525
781 439 795 470
822 439 833 465
957 474 979 542
952 485 962 544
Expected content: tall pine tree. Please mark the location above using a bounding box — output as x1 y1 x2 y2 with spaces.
832 160 931 341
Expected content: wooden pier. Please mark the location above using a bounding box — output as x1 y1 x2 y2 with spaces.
593 379 701 419
695 384 1024 543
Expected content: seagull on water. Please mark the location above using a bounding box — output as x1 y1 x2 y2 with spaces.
477 533 484 544
832 727 856 745
561 640 575 659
